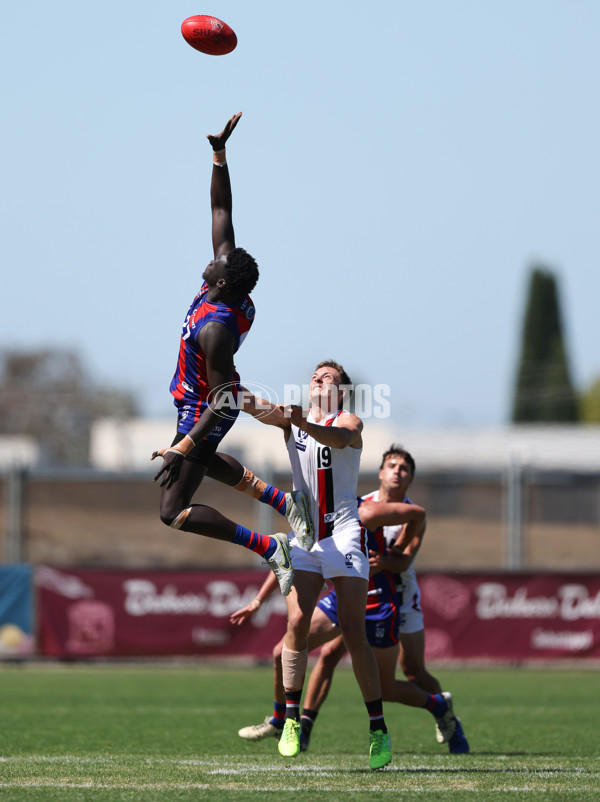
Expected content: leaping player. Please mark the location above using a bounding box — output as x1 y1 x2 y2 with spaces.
150 112 307 596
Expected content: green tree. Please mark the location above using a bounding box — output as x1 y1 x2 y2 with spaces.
580 377 600 423
512 266 579 423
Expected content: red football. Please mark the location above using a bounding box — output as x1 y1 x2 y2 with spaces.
181 15 237 56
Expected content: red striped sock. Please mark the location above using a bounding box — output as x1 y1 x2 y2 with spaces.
233 524 273 556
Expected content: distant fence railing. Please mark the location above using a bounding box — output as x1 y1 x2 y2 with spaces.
2 467 600 571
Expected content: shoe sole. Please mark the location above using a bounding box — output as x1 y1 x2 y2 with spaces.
287 491 315 550
269 534 294 596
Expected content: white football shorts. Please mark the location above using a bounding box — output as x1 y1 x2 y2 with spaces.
290 523 369 580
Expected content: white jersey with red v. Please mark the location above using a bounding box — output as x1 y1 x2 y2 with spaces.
286 410 361 543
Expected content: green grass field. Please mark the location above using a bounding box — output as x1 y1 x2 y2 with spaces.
0 663 598 800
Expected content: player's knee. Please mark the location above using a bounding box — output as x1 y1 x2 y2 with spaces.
320 646 338 666
400 657 414 677
159 504 191 529
339 625 366 654
287 610 311 639
402 663 423 684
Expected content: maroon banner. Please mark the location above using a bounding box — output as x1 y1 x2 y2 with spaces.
35 567 600 661
419 573 600 660
35 566 287 658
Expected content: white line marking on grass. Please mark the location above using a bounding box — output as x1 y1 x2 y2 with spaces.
2 780 599 793
0 783 214 790
1 754 597 765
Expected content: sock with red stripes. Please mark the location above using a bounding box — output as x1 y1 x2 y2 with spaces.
269 701 285 730
365 698 387 733
259 484 287 514
423 693 448 717
284 689 302 722
233 524 276 558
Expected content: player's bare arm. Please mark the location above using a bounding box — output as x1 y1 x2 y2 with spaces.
288 406 363 449
362 500 426 574
360 500 426 530
229 572 279 626
383 520 427 573
151 322 236 486
207 112 242 257
239 390 292 430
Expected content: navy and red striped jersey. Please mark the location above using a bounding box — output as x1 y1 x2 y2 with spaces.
364 523 399 610
169 281 255 419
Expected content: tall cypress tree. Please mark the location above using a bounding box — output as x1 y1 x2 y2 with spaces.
512 267 579 423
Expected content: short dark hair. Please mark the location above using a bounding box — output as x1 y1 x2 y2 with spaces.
379 444 416 476
314 359 352 387
223 247 259 298
314 360 352 410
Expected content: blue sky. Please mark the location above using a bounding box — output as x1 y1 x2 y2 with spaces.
3 1 599 427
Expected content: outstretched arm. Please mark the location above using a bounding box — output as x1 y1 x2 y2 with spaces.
239 389 292 431
359 500 426 531
289 407 363 449
229 572 279 626
207 112 242 257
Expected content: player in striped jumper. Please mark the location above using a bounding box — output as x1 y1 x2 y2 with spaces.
150 112 296 596
242 360 392 770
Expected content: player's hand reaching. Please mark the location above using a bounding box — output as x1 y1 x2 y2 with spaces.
207 112 242 151
151 447 185 488
285 405 308 429
229 598 261 626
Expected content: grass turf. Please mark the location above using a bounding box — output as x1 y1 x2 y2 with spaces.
0 663 598 800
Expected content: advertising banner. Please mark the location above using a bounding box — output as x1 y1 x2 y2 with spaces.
0 564 35 657
36 567 600 661
36 566 287 658
419 573 600 660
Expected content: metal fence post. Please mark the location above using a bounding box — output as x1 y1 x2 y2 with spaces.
4 466 27 564
503 455 523 569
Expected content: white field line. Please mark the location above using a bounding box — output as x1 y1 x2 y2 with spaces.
1 781 600 794
0 754 597 772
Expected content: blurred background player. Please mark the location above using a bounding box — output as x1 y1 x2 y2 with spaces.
150 112 293 595
233 446 469 754
360 446 468 753
240 362 392 770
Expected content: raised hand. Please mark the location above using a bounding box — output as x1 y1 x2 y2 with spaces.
207 111 242 151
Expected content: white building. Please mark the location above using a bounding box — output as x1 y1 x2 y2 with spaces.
89 418 600 475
